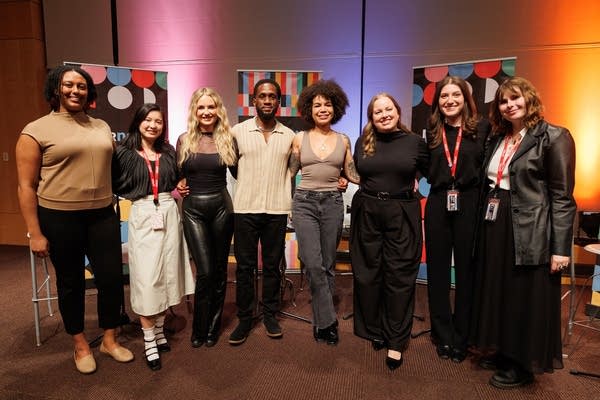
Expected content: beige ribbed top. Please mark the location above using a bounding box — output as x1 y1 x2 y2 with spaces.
22 111 114 210
231 117 295 214
297 132 345 191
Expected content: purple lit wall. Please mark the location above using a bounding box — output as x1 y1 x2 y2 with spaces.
115 0 363 142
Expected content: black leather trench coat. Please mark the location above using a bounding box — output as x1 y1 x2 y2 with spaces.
483 120 576 266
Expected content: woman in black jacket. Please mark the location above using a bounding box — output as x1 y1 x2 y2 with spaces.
470 77 576 389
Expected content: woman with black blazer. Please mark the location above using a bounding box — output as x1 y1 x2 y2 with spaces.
470 77 576 389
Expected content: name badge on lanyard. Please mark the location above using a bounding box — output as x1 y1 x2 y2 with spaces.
485 134 522 222
484 196 500 221
447 189 459 212
442 126 462 212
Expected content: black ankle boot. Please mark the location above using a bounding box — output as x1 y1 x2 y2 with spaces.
314 321 339 345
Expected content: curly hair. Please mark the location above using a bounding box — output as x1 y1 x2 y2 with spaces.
178 87 237 167
43 65 97 112
121 103 168 153
489 76 544 136
361 93 411 157
297 79 349 126
427 76 480 148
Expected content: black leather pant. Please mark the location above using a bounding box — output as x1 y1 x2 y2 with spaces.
182 190 234 340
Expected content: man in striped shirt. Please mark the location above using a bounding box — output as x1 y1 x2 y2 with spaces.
228 79 295 345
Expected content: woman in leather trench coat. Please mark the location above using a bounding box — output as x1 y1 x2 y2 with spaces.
470 77 576 389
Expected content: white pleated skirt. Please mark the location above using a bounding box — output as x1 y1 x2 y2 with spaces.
128 193 195 316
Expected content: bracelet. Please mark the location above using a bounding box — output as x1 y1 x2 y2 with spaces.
26 232 31 239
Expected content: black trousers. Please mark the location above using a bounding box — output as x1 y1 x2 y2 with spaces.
424 189 479 350
38 205 124 335
233 213 287 320
350 192 422 352
182 190 234 339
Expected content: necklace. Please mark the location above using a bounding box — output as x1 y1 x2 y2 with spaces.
314 130 332 151
319 137 328 151
200 132 214 142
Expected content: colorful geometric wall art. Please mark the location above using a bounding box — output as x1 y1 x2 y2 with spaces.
237 70 321 132
66 62 168 142
411 58 515 138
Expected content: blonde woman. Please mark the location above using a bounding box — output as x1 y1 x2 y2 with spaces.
176 88 237 348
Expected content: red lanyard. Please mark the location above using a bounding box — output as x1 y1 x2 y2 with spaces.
442 126 462 178
141 149 160 206
495 134 522 187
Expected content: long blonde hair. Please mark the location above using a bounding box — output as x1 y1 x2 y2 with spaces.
178 87 237 167
362 93 411 157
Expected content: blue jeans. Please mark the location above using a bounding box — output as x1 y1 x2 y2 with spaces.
292 190 344 328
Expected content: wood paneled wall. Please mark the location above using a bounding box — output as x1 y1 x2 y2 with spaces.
0 0 47 245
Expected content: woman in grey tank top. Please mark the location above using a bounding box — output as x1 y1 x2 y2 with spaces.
289 80 360 345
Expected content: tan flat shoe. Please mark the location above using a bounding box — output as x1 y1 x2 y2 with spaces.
99 342 134 363
74 351 96 374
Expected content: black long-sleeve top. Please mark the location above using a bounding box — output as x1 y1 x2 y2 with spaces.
112 144 180 201
354 131 429 194
181 152 237 195
426 119 490 192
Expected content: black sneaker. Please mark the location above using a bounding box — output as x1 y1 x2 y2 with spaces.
263 315 283 339
228 321 251 346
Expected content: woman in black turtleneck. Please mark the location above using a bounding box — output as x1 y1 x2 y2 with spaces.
351 93 428 370
176 88 237 349
424 76 489 364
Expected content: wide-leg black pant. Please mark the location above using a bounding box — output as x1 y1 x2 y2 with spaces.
424 188 479 351
38 205 124 335
233 213 287 321
182 190 234 340
350 191 422 352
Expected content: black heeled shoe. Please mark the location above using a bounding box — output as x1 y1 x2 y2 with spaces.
144 340 161 371
190 335 205 348
450 348 466 363
206 333 219 348
371 339 386 351
436 344 452 359
385 353 403 370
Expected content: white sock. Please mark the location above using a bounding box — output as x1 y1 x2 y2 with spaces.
142 326 159 361
154 315 167 346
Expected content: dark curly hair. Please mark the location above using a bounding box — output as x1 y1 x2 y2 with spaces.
297 79 349 126
43 65 97 112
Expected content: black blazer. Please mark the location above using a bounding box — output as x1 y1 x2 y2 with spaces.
483 120 576 265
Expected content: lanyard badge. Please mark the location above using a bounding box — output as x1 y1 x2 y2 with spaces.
442 126 462 212
485 134 522 222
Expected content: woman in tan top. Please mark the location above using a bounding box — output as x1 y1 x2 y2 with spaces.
290 79 359 345
16 66 133 374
